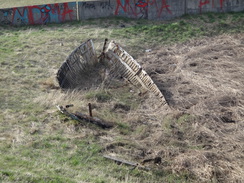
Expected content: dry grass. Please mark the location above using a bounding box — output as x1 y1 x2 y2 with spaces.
0 13 244 182
138 33 244 182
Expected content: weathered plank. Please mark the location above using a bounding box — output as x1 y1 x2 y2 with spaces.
105 41 167 105
57 39 99 89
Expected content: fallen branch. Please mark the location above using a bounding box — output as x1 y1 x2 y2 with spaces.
56 105 113 129
75 112 113 129
56 105 81 122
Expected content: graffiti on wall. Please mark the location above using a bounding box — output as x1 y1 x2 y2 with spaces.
78 0 113 20
199 0 225 12
157 0 172 15
80 0 112 10
100 1 113 10
1 0 242 25
135 0 149 18
115 0 172 19
1 2 76 25
82 3 96 10
0 9 12 25
136 0 148 8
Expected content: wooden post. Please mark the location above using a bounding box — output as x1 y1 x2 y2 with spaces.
76 0 80 21
88 103 93 117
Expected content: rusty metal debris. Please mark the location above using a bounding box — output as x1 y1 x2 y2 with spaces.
57 39 167 106
88 103 93 117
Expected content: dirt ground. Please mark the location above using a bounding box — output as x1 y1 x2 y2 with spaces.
101 34 244 182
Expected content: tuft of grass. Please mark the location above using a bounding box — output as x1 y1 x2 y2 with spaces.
116 121 131 135
176 114 193 125
85 90 112 103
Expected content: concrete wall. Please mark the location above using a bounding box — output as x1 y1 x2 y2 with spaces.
0 2 77 26
0 0 244 26
78 1 114 19
187 0 244 14
148 0 186 20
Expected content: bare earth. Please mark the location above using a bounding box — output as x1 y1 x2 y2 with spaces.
102 34 244 182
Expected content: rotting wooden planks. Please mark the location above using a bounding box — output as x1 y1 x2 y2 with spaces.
57 39 168 106
105 41 167 105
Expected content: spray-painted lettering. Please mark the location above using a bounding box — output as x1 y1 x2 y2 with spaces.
199 0 210 13
157 0 172 16
199 0 225 12
82 3 96 10
100 0 112 9
219 0 224 9
2 2 75 25
136 0 148 8
115 0 172 19
0 9 12 25
136 0 149 18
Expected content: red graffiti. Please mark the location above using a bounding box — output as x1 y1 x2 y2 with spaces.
219 0 224 10
58 3 74 21
115 0 148 18
199 0 225 12
28 5 52 24
12 3 74 25
136 0 148 8
115 0 172 18
115 0 128 16
199 0 210 8
157 0 172 16
12 7 28 24
199 0 210 13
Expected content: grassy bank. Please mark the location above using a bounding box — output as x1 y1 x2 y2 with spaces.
0 12 244 182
